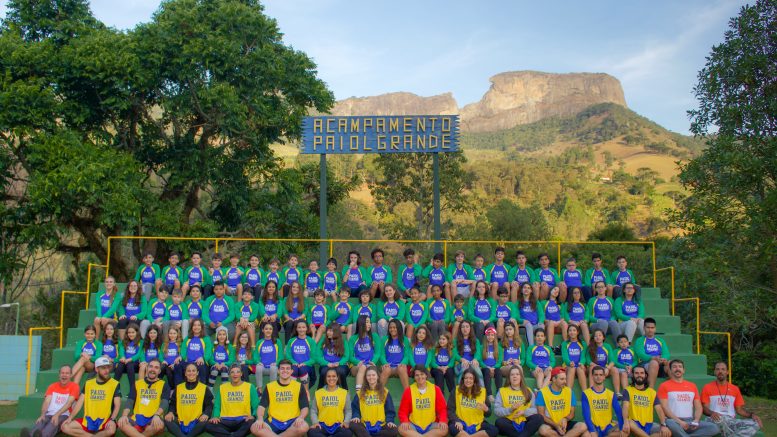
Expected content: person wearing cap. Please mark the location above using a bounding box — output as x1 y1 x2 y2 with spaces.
117 358 169 436
580 365 628 436
251 359 309 437
61 356 122 436
165 362 214 437
535 367 587 437
207 363 259 437
397 365 448 437
447 368 498 437
21 365 80 437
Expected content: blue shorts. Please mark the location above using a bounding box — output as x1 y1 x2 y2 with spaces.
270 417 296 433
413 423 433 433
634 421 653 434
457 422 478 434
590 424 613 437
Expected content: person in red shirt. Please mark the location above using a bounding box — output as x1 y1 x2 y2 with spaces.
21 365 80 437
398 366 448 437
657 359 718 437
701 361 762 437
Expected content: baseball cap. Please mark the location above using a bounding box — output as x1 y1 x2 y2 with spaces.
484 326 497 335
551 367 565 378
95 356 112 368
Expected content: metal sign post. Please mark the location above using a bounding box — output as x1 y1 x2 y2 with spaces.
302 115 460 261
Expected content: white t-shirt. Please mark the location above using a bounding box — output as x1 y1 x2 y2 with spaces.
658 380 698 419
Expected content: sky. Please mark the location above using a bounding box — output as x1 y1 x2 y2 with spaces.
0 0 749 133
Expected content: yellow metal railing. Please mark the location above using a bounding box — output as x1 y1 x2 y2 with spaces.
700 331 732 383
654 267 676 314
59 291 89 349
26 327 58 395
673 297 700 354
86 263 107 303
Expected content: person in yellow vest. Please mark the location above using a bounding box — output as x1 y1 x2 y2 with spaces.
164 362 214 437
493 366 544 437
397 365 448 437
447 368 498 437
350 365 398 437
581 366 627 436
207 363 260 437
536 367 587 437
309 368 352 437
117 358 169 437
61 357 122 436
621 366 670 437
251 359 310 437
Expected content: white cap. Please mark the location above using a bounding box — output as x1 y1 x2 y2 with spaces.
95 356 112 368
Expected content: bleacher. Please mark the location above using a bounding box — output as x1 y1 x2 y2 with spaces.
0 278 731 437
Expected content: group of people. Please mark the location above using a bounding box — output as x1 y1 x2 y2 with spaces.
24 359 761 437
23 247 763 436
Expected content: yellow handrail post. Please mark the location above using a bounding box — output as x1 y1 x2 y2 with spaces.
557 242 562 273
652 242 657 287
215 239 219 254
329 240 334 258
86 264 107 310
60 291 89 348
105 237 112 279
27 327 59 395
443 241 448 265
700 331 733 383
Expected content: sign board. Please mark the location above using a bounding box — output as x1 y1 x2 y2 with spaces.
301 115 459 154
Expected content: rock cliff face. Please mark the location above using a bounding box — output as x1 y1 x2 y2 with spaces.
331 92 458 116
329 71 626 132
460 71 627 132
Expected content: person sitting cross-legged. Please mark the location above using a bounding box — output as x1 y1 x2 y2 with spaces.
251 359 310 437
397 366 449 437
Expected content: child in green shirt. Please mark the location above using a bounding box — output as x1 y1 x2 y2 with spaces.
396 248 422 298
234 288 261 345
367 248 394 299
134 251 161 301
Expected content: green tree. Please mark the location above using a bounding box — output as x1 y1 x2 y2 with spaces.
486 200 550 241
588 223 637 241
669 0 777 390
0 0 338 291
369 152 472 239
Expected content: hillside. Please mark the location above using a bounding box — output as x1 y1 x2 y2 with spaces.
286 101 704 241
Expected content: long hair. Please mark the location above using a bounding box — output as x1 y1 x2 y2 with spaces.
236 331 253 361
262 281 279 304
500 321 522 350
102 320 118 344
621 282 640 303
474 280 489 300
360 365 386 403
412 325 433 349
103 276 119 306
435 332 453 356
189 319 205 338
567 286 586 306
143 325 163 352
588 328 605 362
163 326 182 354
121 280 141 308
519 282 537 311
284 283 305 314
503 366 532 405
324 323 345 357
123 322 140 348
458 368 483 398
292 319 308 338
481 331 499 362
456 320 475 355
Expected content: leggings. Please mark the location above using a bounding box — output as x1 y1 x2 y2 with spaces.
481 367 503 397
431 367 455 394
205 418 253 437
350 422 399 437
308 426 353 437
164 419 208 437
292 364 317 386
114 361 139 398
209 365 229 386
495 416 544 437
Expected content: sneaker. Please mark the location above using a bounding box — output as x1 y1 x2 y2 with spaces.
552 346 561 354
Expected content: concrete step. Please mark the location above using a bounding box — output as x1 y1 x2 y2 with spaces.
640 287 662 299
642 297 669 315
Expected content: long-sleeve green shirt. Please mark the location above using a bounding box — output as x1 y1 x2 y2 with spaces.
396 263 423 292
202 295 236 326
633 336 670 363
73 339 103 362
316 337 350 366
348 333 382 366
377 336 411 367
378 299 406 322
366 265 394 287
285 336 318 367
95 291 120 318
468 297 497 324
404 300 428 328
613 297 645 321
476 341 503 369
134 263 161 284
